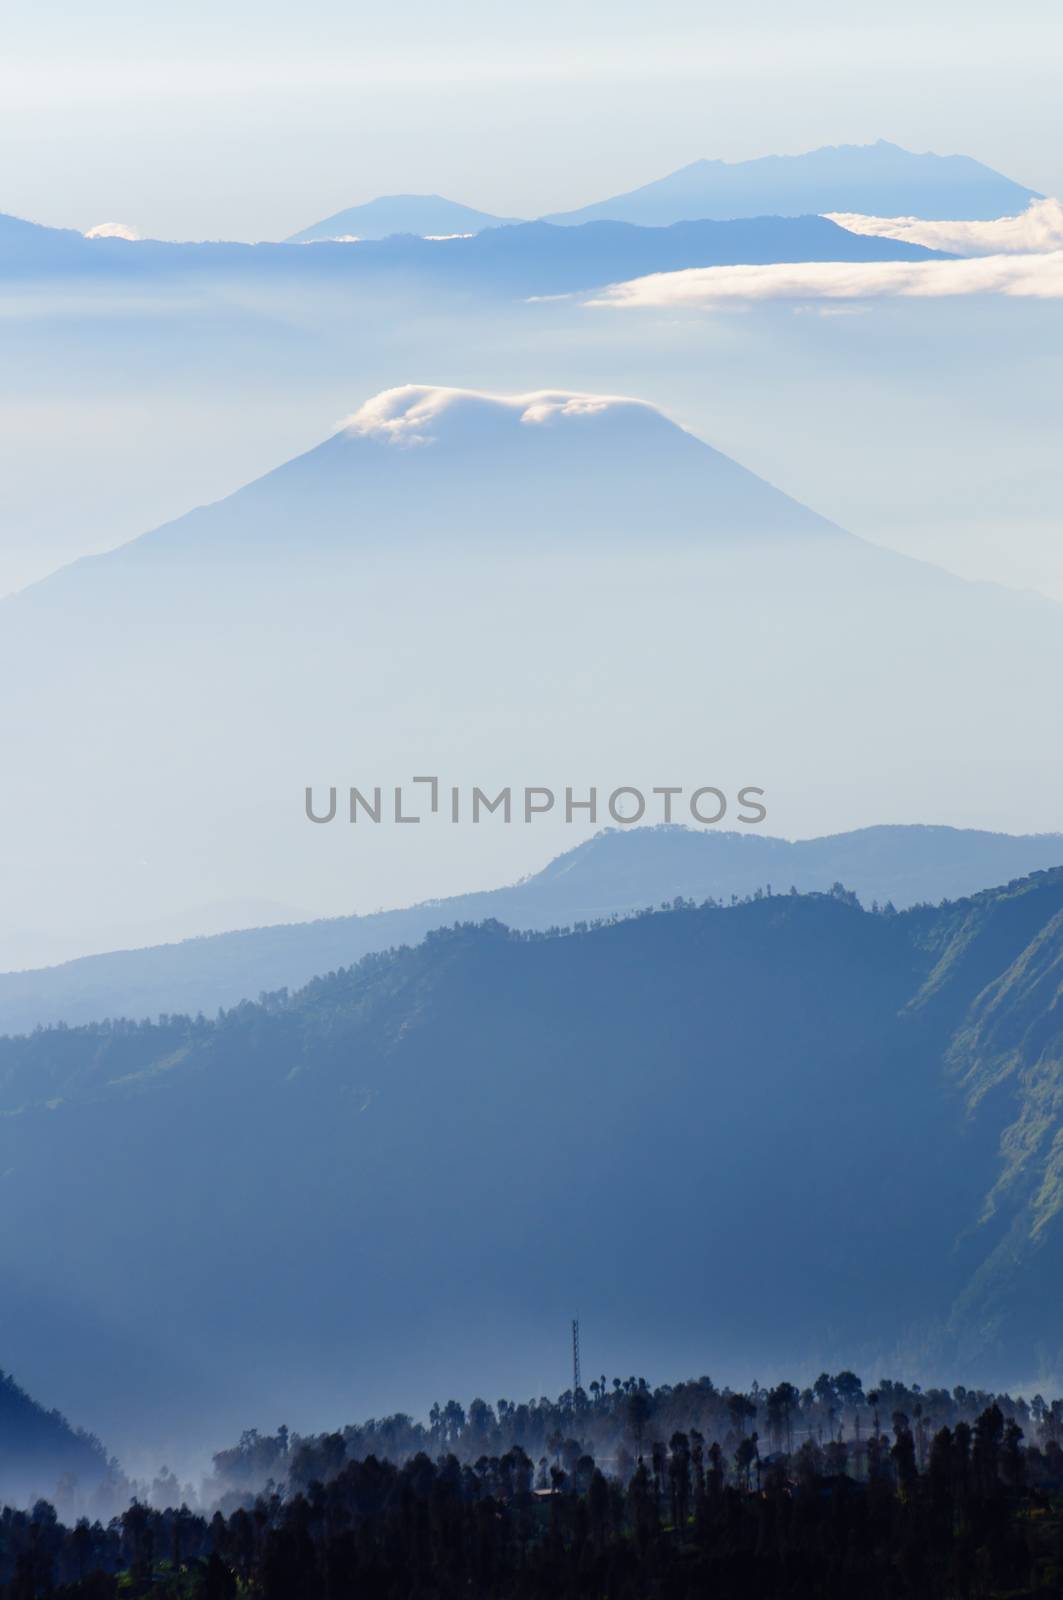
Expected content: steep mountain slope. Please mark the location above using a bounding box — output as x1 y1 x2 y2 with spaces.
545 141 1041 225
2 382 1062 966
3 875 1063 1457
0 1370 111 1507
2 824 1061 1034
286 193 520 241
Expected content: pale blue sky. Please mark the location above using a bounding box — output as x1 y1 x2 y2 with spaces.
2 0 1061 239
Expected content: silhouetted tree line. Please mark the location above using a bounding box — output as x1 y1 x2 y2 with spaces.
7 1373 1063 1597
208 1369 1063 1504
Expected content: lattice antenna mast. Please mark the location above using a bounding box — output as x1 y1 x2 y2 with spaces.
572 1317 581 1393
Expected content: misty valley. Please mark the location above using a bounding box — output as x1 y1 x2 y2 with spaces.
8 1360 1063 1597
3 44 1063 1597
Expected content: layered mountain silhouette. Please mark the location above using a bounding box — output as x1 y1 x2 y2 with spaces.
4 870 1063 1455
545 141 1041 225
2 383 1062 963
269 143 1042 239
0 209 947 296
3 824 1062 1034
286 193 520 241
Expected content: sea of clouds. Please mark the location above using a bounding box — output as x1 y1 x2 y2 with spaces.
592 198 1063 309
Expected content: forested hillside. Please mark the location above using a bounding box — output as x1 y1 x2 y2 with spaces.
0 1372 112 1511
4 871 1063 1454
6 1368 1063 1599
3 822 1061 1035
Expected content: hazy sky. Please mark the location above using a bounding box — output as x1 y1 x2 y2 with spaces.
2 0 1062 240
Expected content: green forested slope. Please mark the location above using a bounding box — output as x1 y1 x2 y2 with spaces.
3 873 1063 1450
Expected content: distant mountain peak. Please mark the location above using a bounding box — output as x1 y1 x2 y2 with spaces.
287 193 520 243
545 142 1040 226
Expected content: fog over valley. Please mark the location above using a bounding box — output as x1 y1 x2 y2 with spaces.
3 47 1063 1590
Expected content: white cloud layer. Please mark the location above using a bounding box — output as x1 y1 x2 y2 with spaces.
84 221 140 240
825 197 1063 256
590 251 1063 309
339 384 657 446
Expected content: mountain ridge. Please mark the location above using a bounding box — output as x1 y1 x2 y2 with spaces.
0 209 952 296
3 823 1063 1035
